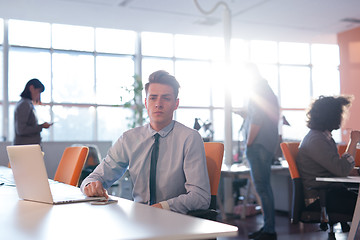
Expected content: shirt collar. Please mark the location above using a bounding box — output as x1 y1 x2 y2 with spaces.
323 130 332 140
148 120 175 138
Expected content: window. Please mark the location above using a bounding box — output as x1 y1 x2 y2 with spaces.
98 106 133 142
142 32 173 57
174 34 211 59
279 66 311 108
52 52 94 103
175 60 212 107
8 48 51 102
1 19 342 145
279 42 310 65
250 40 278 64
52 106 94 141
142 57 174 80
0 18 3 45
96 28 136 54
35 105 52 141
0 48 2 101
312 67 340 98
311 44 340 98
52 24 94 51
281 110 308 141
9 19 50 48
312 44 340 66
96 56 134 105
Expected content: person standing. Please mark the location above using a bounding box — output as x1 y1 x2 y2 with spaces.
244 65 279 240
14 78 52 145
81 70 210 214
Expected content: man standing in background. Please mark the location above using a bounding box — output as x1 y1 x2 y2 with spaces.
244 64 279 240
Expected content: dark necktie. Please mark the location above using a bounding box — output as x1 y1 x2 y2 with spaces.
149 133 160 205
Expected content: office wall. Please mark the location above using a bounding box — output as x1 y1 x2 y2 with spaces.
338 26 360 142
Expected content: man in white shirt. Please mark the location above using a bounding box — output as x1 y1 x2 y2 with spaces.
81 70 211 214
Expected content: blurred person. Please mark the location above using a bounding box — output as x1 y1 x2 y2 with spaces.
80 70 211 214
244 64 280 240
14 78 52 145
297 96 359 229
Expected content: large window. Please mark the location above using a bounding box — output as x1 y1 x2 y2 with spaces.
0 19 341 144
8 48 51 102
52 52 95 103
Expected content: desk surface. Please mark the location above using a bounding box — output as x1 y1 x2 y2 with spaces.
316 176 360 183
221 162 289 176
0 167 238 240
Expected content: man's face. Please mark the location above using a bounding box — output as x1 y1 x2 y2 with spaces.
145 83 179 131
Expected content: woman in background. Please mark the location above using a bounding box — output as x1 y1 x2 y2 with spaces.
14 78 52 145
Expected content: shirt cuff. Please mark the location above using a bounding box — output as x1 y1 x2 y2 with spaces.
343 153 355 167
159 201 170 210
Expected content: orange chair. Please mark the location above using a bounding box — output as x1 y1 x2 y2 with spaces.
281 142 352 240
187 142 224 221
337 144 360 167
54 146 89 187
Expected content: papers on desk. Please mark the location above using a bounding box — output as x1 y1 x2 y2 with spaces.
0 168 15 186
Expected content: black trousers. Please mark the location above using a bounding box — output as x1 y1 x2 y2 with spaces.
307 187 357 216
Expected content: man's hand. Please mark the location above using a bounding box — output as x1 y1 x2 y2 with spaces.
346 130 360 159
84 181 109 199
151 203 163 209
350 130 360 143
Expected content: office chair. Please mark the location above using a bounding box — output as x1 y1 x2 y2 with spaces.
187 142 224 221
76 144 102 186
280 142 352 240
54 146 89 187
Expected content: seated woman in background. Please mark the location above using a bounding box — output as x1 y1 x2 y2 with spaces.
297 95 360 220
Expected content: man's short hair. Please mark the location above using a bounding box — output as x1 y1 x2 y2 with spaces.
145 70 180 98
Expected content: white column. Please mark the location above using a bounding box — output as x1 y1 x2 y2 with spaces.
2 19 9 141
223 7 233 166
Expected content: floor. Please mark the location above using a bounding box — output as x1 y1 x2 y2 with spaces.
216 211 359 240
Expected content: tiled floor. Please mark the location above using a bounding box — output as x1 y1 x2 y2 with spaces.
217 211 358 240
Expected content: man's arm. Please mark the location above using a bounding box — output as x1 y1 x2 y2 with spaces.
80 137 129 196
345 130 360 158
247 123 261 146
166 131 211 214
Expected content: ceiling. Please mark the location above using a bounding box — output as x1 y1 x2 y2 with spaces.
0 0 360 44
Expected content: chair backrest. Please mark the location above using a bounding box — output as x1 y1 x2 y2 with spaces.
54 146 89 186
204 142 224 197
280 142 303 224
280 142 300 179
338 144 360 167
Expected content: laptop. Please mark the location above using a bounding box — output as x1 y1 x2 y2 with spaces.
6 144 106 204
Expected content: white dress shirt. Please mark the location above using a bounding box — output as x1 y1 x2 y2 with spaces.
81 120 211 214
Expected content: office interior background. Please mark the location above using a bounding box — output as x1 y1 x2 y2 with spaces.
1 0 360 158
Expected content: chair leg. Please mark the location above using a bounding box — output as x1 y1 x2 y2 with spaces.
328 224 336 240
320 222 328 231
340 222 350 232
328 232 336 240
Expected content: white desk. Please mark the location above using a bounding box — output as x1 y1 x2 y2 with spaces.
0 167 238 240
316 176 360 240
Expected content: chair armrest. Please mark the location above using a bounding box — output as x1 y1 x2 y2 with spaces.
187 209 218 221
